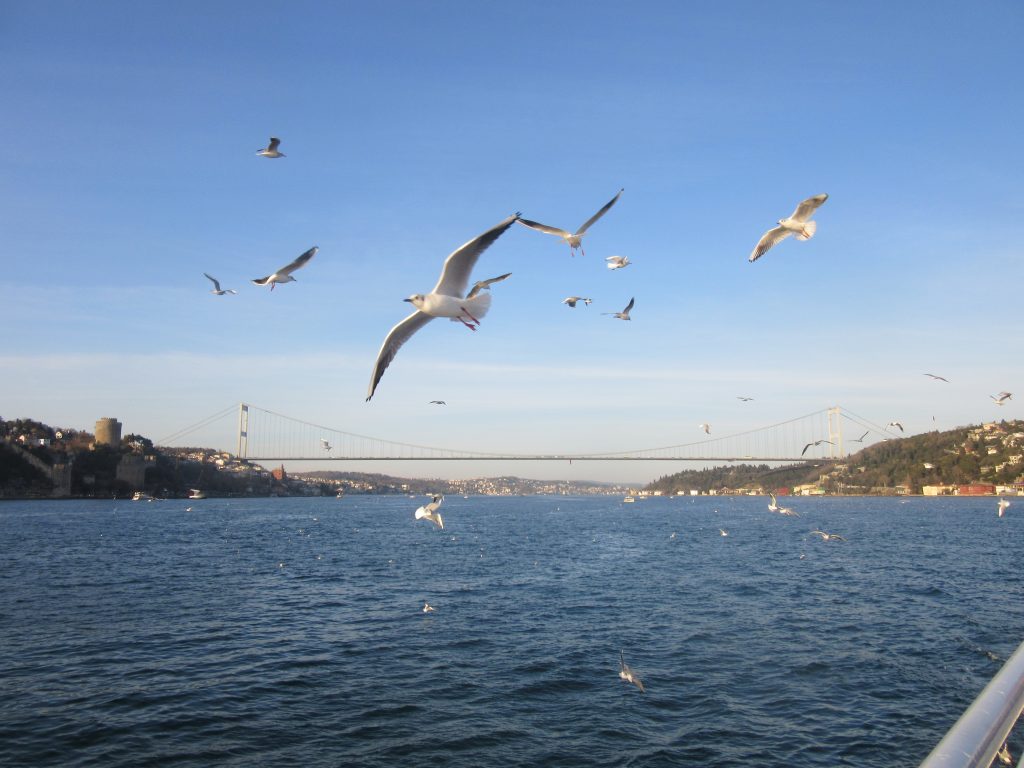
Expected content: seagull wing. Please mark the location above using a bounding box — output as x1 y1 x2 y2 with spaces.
790 193 828 222
433 214 519 297
278 246 318 277
203 273 222 291
623 297 635 313
367 310 434 400
465 272 512 300
749 225 792 262
575 188 624 236
268 137 281 151
517 218 571 238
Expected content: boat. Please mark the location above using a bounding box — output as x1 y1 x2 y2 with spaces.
188 489 207 500
335 490 345 498
623 496 635 503
132 491 154 501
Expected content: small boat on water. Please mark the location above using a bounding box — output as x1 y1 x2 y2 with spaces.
623 496 635 503
132 491 154 502
188 489 207 500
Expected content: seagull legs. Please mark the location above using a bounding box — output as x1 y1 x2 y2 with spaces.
457 307 480 331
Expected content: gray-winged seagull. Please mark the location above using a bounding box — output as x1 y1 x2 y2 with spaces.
252 246 317 290
203 273 237 295
415 495 444 529
518 189 623 257
618 651 645 692
257 137 285 158
749 194 828 262
603 297 634 321
366 214 518 400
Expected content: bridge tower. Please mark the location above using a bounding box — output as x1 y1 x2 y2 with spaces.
237 403 249 460
828 406 842 458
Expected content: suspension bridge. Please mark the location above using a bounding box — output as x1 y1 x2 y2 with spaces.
156 403 902 464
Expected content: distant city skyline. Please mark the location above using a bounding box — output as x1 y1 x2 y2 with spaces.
2 1 1021 483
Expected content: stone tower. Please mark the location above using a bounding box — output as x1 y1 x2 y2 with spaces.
94 417 122 448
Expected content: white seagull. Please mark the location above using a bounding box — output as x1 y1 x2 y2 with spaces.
768 492 799 517
749 193 828 263
618 651 644 693
366 214 518 400
562 296 592 308
602 297 634 321
699 423 711 435
810 530 847 542
203 273 237 295
256 137 285 158
605 255 631 270
998 498 1010 518
518 188 623 257
802 439 834 457
991 392 1013 406
850 430 869 443
423 602 436 613
888 421 904 432
414 494 445 529
251 246 317 290
320 438 332 453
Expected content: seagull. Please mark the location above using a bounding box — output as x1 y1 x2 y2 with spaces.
320 438 332 453
748 193 828 263
366 214 518 400
996 742 1013 766
618 651 644 693
810 530 847 542
998 498 1011 518
518 188 623 257
414 494 444 529
203 273 237 295
251 246 317 290
991 392 1013 406
423 602 436 613
768 492 798 517
888 421 904 432
850 430 869 443
699 423 711 435
802 439 834 457
429 400 447 405
256 137 285 158
605 255 631 270
602 297 634 321
562 296 592 308
923 462 935 469
719 528 729 537
737 396 754 402
923 373 949 382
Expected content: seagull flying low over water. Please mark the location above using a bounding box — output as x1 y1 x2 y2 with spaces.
252 246 317 290
605 255 630 270
562 296 592 308
602 297 634 321
810 530 847 542
998 498 1011 518
414 495 444 529
768 492 799 517
619 651 645 693
518 188 623 257
366 214 518 400
802 439 833 457
256 137 285 158
749 193 828 263
991 392 1013 406
924 373 949 382
423 602 436 613
203 273 236 295
888 421 904 432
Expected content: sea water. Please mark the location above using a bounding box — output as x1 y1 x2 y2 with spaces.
1 494 1021 767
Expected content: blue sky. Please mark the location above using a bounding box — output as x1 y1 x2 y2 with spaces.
2 1 1021 484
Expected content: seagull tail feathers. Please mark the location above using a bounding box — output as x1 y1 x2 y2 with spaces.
251 276 271 285
796 220 817 241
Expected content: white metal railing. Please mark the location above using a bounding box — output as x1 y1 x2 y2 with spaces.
919 637 1024 767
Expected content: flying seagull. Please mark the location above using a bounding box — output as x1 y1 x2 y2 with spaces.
768 492 799 517
748 193 828 263
203 273 237 295
429 400 446 405
518 188 623 257
923 373 949 382
737 396 754 402
810 530 847 542
366 214 518 400
802 439 834 457
998 498 1011 518
850 430 869 443
414 495 444 529
605 255 631 270
320 439 332 453
562 296 592 308
699 423 711 435
256 137 285 158
422 602 436 613
603 297 634 321
991 392 1013 406
618 651 644 693
888 421 904 432
251 246 318 290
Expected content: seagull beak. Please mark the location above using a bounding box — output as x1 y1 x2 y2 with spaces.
403 298 413 303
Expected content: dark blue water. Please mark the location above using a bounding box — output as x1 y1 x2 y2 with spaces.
1 495 1021 767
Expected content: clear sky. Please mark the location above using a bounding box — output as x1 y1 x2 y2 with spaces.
2 1 1022 484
